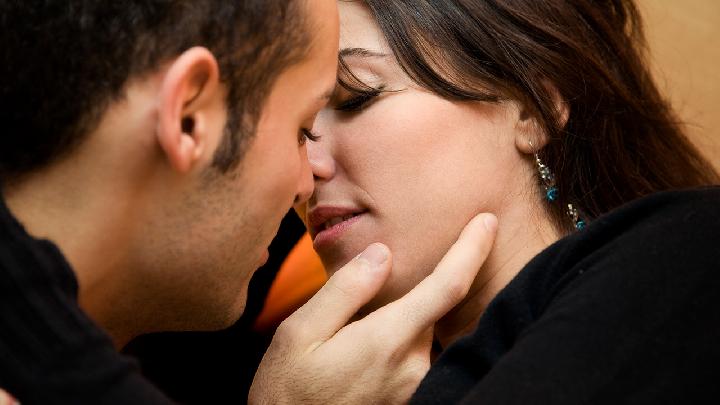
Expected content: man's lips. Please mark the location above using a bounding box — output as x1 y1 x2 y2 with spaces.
307 206 367 240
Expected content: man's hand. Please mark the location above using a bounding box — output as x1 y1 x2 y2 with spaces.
249 213 498 404
0 389 19 405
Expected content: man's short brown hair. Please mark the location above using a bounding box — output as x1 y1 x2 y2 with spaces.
0 0 310 180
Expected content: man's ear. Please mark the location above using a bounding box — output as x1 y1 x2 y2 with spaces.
514 80 569 154
156 47 221 174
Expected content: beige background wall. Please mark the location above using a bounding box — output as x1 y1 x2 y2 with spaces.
640 0 720 170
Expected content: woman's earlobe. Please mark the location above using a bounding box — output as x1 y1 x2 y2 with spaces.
514 108 548 155
516 132 547 155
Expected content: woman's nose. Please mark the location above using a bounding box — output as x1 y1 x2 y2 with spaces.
306 137 336 181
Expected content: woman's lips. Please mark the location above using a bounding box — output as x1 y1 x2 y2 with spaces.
313 212 365 251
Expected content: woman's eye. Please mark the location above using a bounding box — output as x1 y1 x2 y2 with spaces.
335 92 378 112
334 85 385 113
298 128 320 146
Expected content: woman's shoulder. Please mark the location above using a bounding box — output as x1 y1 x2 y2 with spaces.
511 186 720 316
542 186 720 270
577 186 720 265
592 185 720 232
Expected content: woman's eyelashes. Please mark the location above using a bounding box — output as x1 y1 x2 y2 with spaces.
298 128 320 146
335 85 386 112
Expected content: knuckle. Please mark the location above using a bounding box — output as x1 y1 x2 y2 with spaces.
443 276 471 305
359 329 391 362
383 334 418 367
276 315 317 350
275 317 300 342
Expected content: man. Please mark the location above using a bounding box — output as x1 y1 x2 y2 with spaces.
0 0 496 403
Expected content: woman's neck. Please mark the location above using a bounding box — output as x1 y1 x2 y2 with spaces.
433 206 561 349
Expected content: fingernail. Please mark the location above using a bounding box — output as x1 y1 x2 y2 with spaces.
358 243 388 266
483 214 498 232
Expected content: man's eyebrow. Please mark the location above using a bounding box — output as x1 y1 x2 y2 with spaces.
339 47 389 58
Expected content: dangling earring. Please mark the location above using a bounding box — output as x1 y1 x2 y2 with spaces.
530 142 586 230
566 204 586 230
534 150 558 202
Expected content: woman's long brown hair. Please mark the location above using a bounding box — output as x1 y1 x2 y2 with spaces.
345 0 719 231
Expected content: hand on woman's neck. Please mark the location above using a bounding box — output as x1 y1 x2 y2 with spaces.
433 205 561 350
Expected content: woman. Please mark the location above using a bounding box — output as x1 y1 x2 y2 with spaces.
297 0 720 403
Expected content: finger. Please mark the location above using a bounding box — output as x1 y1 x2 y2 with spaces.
280 243 393 346
0 390 18 405
381 213 497 342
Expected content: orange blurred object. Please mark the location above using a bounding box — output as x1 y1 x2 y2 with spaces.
254 233 327 332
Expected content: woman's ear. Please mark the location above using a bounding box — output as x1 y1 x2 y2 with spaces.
156 47 221 174
514 80 569 154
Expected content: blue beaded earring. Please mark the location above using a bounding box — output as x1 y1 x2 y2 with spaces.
531 143 586 230
534 151 558 202
566 204 586 230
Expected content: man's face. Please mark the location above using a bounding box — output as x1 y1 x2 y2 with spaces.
135 0 339 332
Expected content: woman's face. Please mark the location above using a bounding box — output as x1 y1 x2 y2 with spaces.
296 1 538 310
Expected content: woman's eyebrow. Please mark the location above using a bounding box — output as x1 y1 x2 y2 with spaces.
339 47 389 58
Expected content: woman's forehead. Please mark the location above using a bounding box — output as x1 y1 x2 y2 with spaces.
338 1 388 52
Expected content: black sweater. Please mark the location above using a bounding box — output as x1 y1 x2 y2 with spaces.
412 187 720 404
3 188 718 403
0 197 172 404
